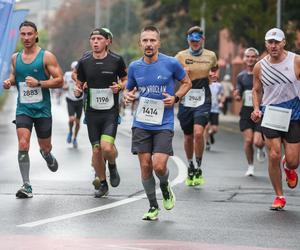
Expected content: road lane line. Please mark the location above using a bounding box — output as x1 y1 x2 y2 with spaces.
17 155 186 228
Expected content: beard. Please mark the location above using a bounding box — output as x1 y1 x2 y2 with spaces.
144 47 155 58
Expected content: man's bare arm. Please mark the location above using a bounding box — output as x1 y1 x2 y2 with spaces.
163 74 192 107
25 51 63 88
294 54 300 81
43 51 64 88
2 54 17 89
251 62 263 122
175 74 192 99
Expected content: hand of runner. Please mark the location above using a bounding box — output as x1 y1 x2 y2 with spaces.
251 109 262 123
3 79 12 89
110 82 120 94
74 85 83 98
25 76 39 87
162 92 174 107
124 87 137 105
233 89 241 101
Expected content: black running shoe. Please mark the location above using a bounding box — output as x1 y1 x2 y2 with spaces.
16 183 33 198
94 182 109 198
40 150 58 172
108 163 120 187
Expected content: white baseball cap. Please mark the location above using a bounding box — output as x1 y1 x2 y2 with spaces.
71 61 78 69
265 28 285 41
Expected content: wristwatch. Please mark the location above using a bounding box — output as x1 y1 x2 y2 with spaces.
174 95 180 103
37 81 42 87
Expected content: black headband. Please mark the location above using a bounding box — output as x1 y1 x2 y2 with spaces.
19 21 37 31
89 29 109 39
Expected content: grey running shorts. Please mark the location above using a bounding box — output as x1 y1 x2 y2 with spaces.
131 127 174 155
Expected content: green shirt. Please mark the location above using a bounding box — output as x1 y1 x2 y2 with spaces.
15 49 51 118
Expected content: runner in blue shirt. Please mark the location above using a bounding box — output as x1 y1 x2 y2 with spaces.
124 26 191 221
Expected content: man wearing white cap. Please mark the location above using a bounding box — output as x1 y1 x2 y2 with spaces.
251 28 300 210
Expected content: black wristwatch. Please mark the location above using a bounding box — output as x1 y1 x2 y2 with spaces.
37 81 42 87
174 95 180 103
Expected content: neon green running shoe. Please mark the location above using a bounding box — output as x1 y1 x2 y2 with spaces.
185 167 195 186
193 168 204 186
142 207 159 221
185 163 195 186
185 176 194 186
161 183 176 210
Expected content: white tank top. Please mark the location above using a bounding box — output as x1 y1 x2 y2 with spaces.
260 52 300 106
64 71 83 101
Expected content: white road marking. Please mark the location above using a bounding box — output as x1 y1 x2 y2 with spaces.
17 155 186 228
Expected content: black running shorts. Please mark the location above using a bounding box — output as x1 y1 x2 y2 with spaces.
261 120 300 143
86 111 118 146
15 115 52 138
66 98 83 119
239 117 262 132
209 112 219 126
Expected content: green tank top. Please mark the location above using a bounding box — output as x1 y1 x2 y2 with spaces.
15 49 51 118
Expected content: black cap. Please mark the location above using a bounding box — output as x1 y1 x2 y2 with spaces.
89 28 110 39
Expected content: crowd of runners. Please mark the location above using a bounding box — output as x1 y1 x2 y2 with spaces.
2 20 300 220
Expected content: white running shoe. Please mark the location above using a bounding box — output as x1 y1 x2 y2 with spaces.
245 165 254 176
256 148 266 162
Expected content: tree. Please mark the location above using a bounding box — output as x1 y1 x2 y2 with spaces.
49 0 141 71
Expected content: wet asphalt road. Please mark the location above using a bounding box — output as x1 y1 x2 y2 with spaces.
0 90 299 250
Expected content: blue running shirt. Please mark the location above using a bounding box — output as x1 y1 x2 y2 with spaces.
127 53 186 130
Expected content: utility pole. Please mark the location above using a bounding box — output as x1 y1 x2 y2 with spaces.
124 0 130 64
200 1 206 36
276 0 281 28
95 0 100 28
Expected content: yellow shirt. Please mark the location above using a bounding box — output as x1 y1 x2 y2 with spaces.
175 49 217 82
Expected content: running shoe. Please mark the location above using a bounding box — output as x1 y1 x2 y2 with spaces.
282 155 298 189
40 150 58 172
160 183 175 210
245 165 254 176
270 196 286 210
94 182 109 198
185 162 195 186
142 206 159 221
193 168 204 185
108 163 120 187
256 148 266 162
16 183 33 198
67 132 72 143
73 138 78 148
92 176 101 190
